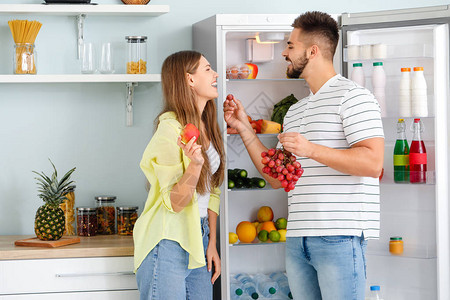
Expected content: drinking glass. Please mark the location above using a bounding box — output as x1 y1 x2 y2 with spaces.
81 42 95 74
99 42 114 74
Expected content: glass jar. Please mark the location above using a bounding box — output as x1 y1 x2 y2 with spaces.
77 207 97 237
126 36 147 74
60 185 76 236
14 43 37 74
117 206 139 236
389 236 404 255
95 195 116 235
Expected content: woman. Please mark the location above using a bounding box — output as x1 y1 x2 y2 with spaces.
133 50 225 300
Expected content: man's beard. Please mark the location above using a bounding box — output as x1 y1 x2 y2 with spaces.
286 51 309 79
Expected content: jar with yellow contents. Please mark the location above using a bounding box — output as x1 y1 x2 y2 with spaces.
95 195 116 235
389 236 404 255
126 36 147 74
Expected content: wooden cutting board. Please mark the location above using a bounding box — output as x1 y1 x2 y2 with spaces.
14 236 81 248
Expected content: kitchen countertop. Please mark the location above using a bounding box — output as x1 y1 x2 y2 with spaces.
0 235 134 260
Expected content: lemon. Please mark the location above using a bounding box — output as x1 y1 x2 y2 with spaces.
258 230 269 242
275 217 287 230
278 229 287 242
229 232 238 244
269 230 281 242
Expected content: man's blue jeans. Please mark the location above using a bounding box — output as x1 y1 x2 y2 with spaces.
286 235 367 300
136 218 212 300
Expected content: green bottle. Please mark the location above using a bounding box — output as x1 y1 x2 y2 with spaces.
393 119 410 182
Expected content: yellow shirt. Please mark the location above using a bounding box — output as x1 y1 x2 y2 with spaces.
133 111 221 272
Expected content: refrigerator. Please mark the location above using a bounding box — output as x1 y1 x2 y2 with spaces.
193 5 450 300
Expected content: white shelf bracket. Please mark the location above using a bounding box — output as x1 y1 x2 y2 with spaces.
76 14 86 60
126 82 138 127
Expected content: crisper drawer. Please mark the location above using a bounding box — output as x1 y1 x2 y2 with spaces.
0 290 139 300
0 256 137 295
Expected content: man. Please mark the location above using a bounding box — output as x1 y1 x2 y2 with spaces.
224 11 384 300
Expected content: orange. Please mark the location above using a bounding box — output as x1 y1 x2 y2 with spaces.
257 206 274 222
236 221 257 243
260 221 277 233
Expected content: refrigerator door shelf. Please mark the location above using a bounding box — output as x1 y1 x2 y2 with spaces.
344 43 434 62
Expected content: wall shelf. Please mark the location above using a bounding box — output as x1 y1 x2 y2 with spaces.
0 74 161 84
0 4 169 16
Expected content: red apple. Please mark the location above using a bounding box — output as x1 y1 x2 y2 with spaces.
180 123 200 144
245 63 258 79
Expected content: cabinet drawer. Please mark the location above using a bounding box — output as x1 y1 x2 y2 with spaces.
0 256 136 295
0 290 139 299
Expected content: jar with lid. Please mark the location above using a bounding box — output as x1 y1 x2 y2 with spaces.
389 236 404 255
117 206 139 235
126 36 147 74
95 196 116 234
77 207 97 237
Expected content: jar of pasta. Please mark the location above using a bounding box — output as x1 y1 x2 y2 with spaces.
126 36 147 74
14 43 37 74
117 206 138 236
95 195 116 235
77 207 97 237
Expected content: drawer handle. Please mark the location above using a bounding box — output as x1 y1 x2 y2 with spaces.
55 271 134 278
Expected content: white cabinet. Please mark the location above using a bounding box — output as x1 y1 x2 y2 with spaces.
0 256 137 299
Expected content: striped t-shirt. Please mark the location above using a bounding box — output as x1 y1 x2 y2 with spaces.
281 74 384 239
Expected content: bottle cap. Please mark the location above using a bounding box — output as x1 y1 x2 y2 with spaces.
251 292 259 299
373 62 383 66
401 67 411 72
269 287 276 294
353 63 362 67
235 288 243 296
414 118 421 123
414 67 424 71
370 286 381 291
390 236 402 241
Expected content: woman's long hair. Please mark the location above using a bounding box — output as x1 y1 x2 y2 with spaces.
157 50 225 195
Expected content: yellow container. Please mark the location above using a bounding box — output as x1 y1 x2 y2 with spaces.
389 236 404 255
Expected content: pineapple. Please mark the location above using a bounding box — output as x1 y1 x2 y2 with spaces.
33 160 76 241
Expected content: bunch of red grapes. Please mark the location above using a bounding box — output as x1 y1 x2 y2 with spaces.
261 148 304 192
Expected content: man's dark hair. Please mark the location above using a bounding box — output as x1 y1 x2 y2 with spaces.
292 11 339 60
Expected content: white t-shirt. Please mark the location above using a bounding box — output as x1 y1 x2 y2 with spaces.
281 74 384 239
197 142 220 218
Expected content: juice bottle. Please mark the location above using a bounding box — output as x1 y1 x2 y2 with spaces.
409 118 427 183
393 119 409 183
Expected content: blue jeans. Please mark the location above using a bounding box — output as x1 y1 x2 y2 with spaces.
136 217 212 300
285 235 367 300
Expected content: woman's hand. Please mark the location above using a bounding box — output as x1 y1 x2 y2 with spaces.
223 95 250 133
177 136 204 165
206 242 221 284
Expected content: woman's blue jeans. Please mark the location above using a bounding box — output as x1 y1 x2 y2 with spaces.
136 218 212 300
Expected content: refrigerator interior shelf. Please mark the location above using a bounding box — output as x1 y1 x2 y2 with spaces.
227 133 279 138
344 43 433 62
230 241 286 247
228 187 274 192
367 245 436 259
226 78 305 82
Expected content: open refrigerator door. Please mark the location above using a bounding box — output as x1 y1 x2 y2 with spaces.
342 5 450 300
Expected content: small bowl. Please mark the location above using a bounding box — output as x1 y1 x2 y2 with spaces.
121 0 150 4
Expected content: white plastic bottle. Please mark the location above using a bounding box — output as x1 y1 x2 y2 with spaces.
399 67 412 117
366 285 384 300
411 67 428 117
254 273 278 298
372 62 387 117
351 63 365 87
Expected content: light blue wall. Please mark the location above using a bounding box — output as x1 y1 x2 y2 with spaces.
0 0 447 235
